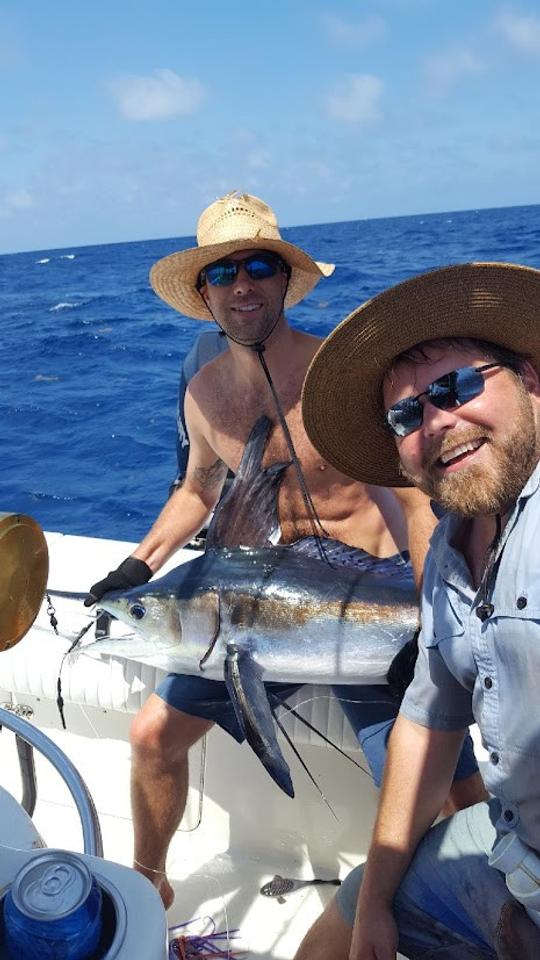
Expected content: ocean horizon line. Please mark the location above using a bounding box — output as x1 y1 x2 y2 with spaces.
2 199 539 260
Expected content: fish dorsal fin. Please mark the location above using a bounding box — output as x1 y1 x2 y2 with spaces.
206 415 290 549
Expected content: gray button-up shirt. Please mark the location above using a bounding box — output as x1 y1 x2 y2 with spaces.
401 460 540 851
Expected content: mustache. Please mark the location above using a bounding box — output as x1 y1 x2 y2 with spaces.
422 428 490 471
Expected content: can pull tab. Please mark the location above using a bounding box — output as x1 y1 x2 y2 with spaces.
27 864 76 910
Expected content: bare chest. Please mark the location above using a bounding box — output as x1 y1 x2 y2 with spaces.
208 396 325 478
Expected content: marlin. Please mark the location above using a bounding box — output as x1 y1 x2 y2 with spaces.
81 417 419 797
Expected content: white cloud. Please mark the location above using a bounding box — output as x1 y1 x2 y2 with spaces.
5 188 33 210
423 48 483 94
324 74 383 123
321 13 386 46
109 68 206 120
495 9 540 54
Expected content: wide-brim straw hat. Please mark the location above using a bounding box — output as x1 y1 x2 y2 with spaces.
302 262 540 487
150 191 335 321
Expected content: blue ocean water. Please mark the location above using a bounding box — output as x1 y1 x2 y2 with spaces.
2 204 540 542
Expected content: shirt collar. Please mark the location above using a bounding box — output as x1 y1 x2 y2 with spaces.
428 458 540 585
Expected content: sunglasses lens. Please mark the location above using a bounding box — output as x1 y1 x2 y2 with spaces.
387 365 489 438
202 253 281 287
387 398 423 437
453 367 485 405
430 367 484 410
245 255 280 280
204 262 237 286
429 371 459 409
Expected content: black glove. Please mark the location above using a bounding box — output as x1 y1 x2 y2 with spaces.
84 557 152 606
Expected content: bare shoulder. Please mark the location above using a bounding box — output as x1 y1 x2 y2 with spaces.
187 350 230 405
293 329 323 360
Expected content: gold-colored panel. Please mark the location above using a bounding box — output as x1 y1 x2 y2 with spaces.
0 513 49 652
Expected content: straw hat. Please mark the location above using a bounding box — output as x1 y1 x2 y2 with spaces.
302 262 540 487
150 191 335 321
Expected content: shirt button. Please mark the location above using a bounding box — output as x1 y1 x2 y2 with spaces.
517 596 527 610
503 809 514 823
484 677 493 689
490 751 500 765
476 602 494 621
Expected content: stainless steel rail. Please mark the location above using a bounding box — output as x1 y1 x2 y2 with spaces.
0 706 103 857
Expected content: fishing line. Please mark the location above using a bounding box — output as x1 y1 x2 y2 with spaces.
179 734 207 833
275 691 404 787
44 592 96 730
253 344 333 567
275 701 370 776
271 707 338 820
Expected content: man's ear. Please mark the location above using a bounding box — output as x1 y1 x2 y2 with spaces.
200 285 210 309
520 360 540 397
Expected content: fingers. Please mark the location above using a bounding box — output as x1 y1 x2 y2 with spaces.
84 557 152 606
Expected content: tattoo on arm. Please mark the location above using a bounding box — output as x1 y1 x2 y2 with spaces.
192 459 228 491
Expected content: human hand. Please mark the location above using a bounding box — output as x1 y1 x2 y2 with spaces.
349 902 399 960
84 557 152 606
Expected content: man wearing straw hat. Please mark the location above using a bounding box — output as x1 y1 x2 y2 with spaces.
86 194 483 908
296 261 540 959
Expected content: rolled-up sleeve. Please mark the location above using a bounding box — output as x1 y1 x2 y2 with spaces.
400 630 474 730
399 550 474 730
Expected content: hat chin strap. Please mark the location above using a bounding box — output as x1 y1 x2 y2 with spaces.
198 280 332 564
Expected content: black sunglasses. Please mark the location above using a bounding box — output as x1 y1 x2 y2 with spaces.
386 362 505 438
197 252 287 289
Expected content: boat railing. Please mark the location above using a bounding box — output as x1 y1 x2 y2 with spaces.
0 705 103 857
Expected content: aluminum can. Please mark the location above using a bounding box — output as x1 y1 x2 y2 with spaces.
3 850 103 959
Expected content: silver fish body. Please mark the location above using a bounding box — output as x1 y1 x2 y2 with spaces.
94 544 418 685
85 415 419 797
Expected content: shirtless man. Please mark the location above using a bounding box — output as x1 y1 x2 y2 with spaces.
86 192 485 907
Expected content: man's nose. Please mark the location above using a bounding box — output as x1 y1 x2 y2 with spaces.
421 399 459 436
232 264 255 292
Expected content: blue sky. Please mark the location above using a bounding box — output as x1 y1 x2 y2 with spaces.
1 0 540 253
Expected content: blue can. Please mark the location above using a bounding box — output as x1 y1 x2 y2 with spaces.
3 851 103 960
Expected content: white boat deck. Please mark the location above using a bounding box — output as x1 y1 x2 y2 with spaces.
0 529 486 957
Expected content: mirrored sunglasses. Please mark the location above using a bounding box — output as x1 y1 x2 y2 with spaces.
386 362 505 438
197 252 286 289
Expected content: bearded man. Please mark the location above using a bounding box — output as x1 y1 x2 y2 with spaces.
296 262 540 959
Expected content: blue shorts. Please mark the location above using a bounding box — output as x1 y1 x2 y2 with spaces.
156 537 478 786
156 673 477 786
335 799 536 957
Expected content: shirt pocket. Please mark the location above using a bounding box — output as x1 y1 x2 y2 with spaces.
493 565 540 621
424 583 476 689
424 581 465 648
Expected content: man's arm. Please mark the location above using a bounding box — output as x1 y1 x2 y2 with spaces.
86 388 228 603
131 387 228 572
350 714 465 960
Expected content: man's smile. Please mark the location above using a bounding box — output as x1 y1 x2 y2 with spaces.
437 437 487 470
231 302 263 313
423 432 489 474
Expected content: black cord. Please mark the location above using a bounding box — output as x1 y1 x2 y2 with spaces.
55 620 95 730
254 345 332 566
476 514 503 622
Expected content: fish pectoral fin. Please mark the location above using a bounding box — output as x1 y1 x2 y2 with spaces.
224 643 294 798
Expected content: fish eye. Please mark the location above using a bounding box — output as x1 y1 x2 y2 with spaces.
129 603 146 621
